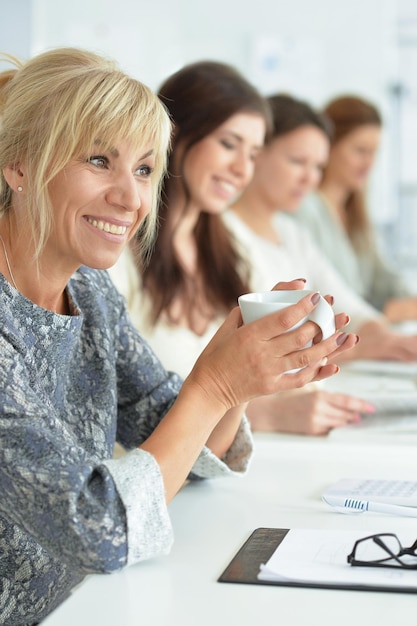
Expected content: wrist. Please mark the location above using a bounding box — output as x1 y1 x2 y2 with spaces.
179 371 230 424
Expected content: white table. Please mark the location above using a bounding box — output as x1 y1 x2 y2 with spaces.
43 423 417 626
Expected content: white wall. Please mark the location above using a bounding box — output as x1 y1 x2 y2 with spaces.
1 0 412 231
26 0 398 106
0 0 32 59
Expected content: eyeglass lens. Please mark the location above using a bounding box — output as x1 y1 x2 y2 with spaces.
354 534 402 563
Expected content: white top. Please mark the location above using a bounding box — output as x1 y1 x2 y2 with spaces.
109 212 382 380
294 192 412 311
222 210 382 333
108 248 224 378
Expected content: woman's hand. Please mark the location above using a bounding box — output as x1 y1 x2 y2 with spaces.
334 319 417 363
384 296 417 324
188 289 357 416
246 386 375 436
141 282 356 501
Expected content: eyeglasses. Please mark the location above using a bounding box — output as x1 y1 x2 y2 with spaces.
348 533 417 569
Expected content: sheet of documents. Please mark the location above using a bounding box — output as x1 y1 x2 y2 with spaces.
323 370 417 437
258 529 417 589
328 413 417 438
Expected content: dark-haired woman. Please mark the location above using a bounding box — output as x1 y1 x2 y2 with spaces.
109 68 358 436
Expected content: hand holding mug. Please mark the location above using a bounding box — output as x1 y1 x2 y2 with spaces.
238 289 336 341
188 286 358 414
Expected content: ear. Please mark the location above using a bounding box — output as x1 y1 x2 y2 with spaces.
2 164 25 192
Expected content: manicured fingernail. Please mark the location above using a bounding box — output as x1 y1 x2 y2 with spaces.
336 332 348 345
327 295 334 305
355 334 360 345
341 314 350 327
296 278 307 283
311 292 320 305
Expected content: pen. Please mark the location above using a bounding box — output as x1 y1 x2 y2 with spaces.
322 494 417 517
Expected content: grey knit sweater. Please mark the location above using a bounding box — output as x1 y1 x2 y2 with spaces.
0 267 253 625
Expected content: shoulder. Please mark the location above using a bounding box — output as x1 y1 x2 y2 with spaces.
274 212 307 240
222 210 258 246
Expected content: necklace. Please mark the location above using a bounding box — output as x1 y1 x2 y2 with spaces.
0 234 18 290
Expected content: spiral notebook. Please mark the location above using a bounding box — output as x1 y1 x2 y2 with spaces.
323 478 417 508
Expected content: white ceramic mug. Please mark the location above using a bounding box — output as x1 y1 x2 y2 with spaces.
238 290 336 371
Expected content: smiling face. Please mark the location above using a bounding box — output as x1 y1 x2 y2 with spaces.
45 139 156 273
176 112 266 215
325 124 381 192
252 125 330 212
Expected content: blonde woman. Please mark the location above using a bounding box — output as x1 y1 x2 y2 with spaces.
0 49 357 624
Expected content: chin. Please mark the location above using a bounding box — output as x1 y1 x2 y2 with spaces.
349 175 368 190
84 255 121 271
282 202 300 213
205 201 230 215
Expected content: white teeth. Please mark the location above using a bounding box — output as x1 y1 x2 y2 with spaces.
218 180 235 192
87 218 127 235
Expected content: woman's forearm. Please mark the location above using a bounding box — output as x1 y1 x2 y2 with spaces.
139 376 228 503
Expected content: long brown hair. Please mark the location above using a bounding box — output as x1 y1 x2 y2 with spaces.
321 95 382 250
138 60 271 328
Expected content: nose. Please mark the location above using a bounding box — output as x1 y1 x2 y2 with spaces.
309 167 322 190
231 149 254 184
302 165 321 191
106 171 141 213
364 154 375 171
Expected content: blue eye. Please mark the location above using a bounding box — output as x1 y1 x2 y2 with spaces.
136 164 154 177
87 155 108 168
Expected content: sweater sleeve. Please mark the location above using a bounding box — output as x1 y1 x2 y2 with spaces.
0 332 251 578
113 298 254 483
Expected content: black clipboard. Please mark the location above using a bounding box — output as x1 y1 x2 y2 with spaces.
218 527 417 594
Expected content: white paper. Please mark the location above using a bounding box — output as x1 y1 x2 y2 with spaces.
343 359 417 378
258 529 417 588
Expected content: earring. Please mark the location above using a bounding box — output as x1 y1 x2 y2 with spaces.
17 186 23 192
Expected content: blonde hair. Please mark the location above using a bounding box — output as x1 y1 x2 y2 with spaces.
0 47 171 258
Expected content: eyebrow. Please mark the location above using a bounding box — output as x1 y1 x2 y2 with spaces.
110 148 154 160
223 130 263 151
139 149 154 160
